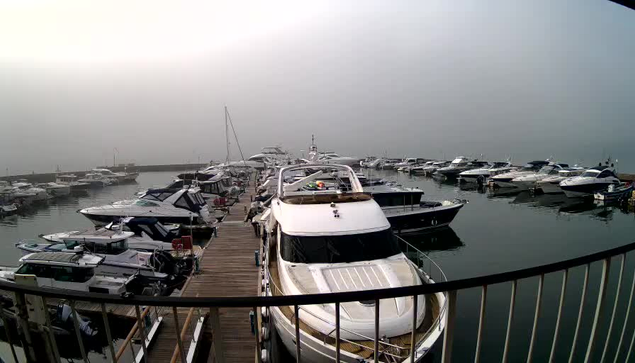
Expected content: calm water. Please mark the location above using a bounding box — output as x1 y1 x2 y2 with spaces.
1 170 634 362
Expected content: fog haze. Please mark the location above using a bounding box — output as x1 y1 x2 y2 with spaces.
1 0 633 174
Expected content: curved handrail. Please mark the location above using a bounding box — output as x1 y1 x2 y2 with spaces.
1 241 634 307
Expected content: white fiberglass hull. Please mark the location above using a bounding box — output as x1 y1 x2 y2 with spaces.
269 290 445 363
539 181 563 194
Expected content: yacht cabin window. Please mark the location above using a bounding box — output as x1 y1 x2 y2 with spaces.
280 229 400 264
17 264 94 282
135 200 159 207
597 170 616 178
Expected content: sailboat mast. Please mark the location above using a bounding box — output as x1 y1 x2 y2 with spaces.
225 107 247 166
225 106 230 163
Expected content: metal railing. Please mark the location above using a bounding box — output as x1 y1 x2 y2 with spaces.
1 241 635 362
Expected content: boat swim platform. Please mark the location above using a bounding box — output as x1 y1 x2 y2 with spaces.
146 189 261 363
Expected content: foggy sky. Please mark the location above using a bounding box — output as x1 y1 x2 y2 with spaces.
1 0 633 175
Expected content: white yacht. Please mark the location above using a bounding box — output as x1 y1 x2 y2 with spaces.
489 160 551 188
15 229 190 282
394 157 422 170
92 168 139 183
261 164 446 362
0 252 130 294
458 161 514 184
536 168 585 194
247 146 290 164
56 174 91 191
36 182 71 197
78 172 115 188
79 188 214 226
560 165 622 198
38 217 178 251
422 161 449 176
511 163 569 190
435 158 488 179
409 161 436 175
11 182 49 202
315 152 362 167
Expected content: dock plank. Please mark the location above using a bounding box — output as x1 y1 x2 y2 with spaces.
147 190 260 363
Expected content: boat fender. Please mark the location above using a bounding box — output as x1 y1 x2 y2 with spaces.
261 307 269 320
261 349 269 362
261 326 270 340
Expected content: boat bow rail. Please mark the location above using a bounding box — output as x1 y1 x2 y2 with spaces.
2 241 635 362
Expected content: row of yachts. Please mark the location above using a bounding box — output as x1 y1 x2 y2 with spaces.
0 168 139 217
0 165 251 299
378 157 631 201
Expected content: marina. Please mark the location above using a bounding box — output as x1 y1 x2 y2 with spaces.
0 152 634 362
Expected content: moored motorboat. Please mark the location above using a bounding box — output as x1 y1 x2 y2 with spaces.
560 165 621 198
511 163 569 190
36 182 71 197
459 161 514 184
56 174 91 191
594 183 633 202
260 164 446 362
79 188 214 227
489 160 550 188
536 168 585 194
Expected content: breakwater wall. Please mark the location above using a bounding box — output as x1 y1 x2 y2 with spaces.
0 163 207 183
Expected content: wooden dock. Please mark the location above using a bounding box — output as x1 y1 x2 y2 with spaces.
146 189 261 363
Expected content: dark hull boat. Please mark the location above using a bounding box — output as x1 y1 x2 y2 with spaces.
370 190 465 234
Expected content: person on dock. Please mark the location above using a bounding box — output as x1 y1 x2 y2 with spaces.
245 201 263 237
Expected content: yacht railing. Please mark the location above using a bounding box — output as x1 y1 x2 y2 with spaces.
2 241 635 362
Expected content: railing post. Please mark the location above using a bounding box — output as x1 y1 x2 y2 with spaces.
135 305 149 362
601 254 625 363
569 263 591 363
474 286 487 363
584 258 611 362
14 292 36 362
41 297 61 363
100 303 117 363
173 307 187 363
209 307 226 363
501 280 517 363
527 274 545 363
0 302 20 363
295 305 301 362
70 300 89 363
335 302 341 362
614 261 635 363
410 294 418 363
442 291 457 363
254 306 262 363
374 298 380 361
549 269 568 363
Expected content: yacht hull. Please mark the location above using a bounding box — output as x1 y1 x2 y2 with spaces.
561 183 614 198
539 181 563 194
383 202 463 234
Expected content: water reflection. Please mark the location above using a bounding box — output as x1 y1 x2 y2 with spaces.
400 227 464 253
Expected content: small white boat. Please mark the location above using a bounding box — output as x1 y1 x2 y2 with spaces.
511 163 570 190
36 182 71 197
92 168 139 183
594 183 633 202
0 252 132 294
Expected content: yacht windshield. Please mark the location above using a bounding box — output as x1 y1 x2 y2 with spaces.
581 171 600 178
538 166 556 174
280 229 401 264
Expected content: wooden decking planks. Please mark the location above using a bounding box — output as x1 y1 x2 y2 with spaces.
147 190 261 363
